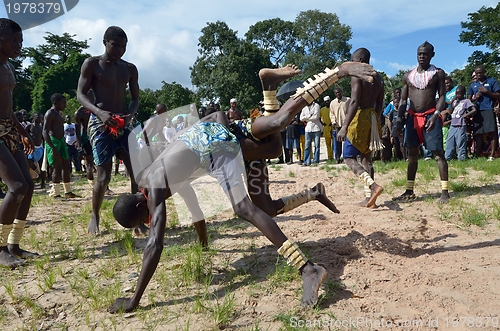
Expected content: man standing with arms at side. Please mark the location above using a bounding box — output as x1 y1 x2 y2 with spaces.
300 101 322 166
77 26 139 235
330 88 350 163
43 94 77 199
468 65 500 160
394 41 449 203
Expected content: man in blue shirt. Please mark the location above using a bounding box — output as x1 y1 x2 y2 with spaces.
467 65 500 160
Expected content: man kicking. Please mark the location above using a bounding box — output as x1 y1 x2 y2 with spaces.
110 62 377 312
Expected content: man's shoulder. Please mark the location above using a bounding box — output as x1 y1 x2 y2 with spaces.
120 59 138 70
84 56 100 65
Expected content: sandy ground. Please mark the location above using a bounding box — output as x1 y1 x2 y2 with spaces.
2 152 500 331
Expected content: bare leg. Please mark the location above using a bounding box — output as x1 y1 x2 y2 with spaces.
434 150 450 204
234 196 326 307
88 161 112 235
85 155 94 181
345 156 383 208
393 146 419 201
178 184 207 247
0 146 29 267
7 151 37 258
247 163 339 216
117 149 139 194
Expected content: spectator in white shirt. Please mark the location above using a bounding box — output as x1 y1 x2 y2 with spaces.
300 102 323 165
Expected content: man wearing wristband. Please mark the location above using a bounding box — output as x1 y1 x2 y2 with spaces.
393 41 449 203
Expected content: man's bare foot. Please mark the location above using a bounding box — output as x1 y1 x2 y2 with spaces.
392 190 416 202
0 248 25 269
300 262 327 307
109 297 137 313
357 197 369 207
366 183 383 208
439 190 450 204
338 62 377 83
259 64 302 91
7 244 39 259
312 183 340 213
87 217 100 235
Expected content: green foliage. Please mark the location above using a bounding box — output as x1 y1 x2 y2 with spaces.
461 207 488 227
289 10 352 74
31 51 88 113
246 18 298 67
191 21 271 112
453 3 500 88
24 32 90 114
460 3 500 51
382 70 406 104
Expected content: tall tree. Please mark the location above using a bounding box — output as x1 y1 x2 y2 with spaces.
459 3 500 52
23 32 90 113
283 10 353 100
456 3 500 86
245 18 298 67
191 21 271 112
286 10 352 77
31 51 88 113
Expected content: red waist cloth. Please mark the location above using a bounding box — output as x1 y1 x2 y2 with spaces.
408 108 441 144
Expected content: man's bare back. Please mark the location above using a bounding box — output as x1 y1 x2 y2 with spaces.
354 73 384 110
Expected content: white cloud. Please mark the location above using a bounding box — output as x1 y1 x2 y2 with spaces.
2 0 495 88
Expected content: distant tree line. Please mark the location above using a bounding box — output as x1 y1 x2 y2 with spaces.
10 5 500 120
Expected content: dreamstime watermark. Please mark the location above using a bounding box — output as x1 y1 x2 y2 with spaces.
4 0 80 30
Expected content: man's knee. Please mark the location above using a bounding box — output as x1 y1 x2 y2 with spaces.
96 172 112 186
9 179 30 200
232 198 253 220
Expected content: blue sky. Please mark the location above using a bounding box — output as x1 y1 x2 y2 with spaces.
0 0 495 90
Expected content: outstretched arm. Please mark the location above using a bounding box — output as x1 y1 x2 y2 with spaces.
110 188 167 313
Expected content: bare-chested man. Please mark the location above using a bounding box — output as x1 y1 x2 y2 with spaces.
226 98 243 123
77 26 140 234
394 41 449 203
43 93 76 199
337 48 384 208
0 18 38 268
